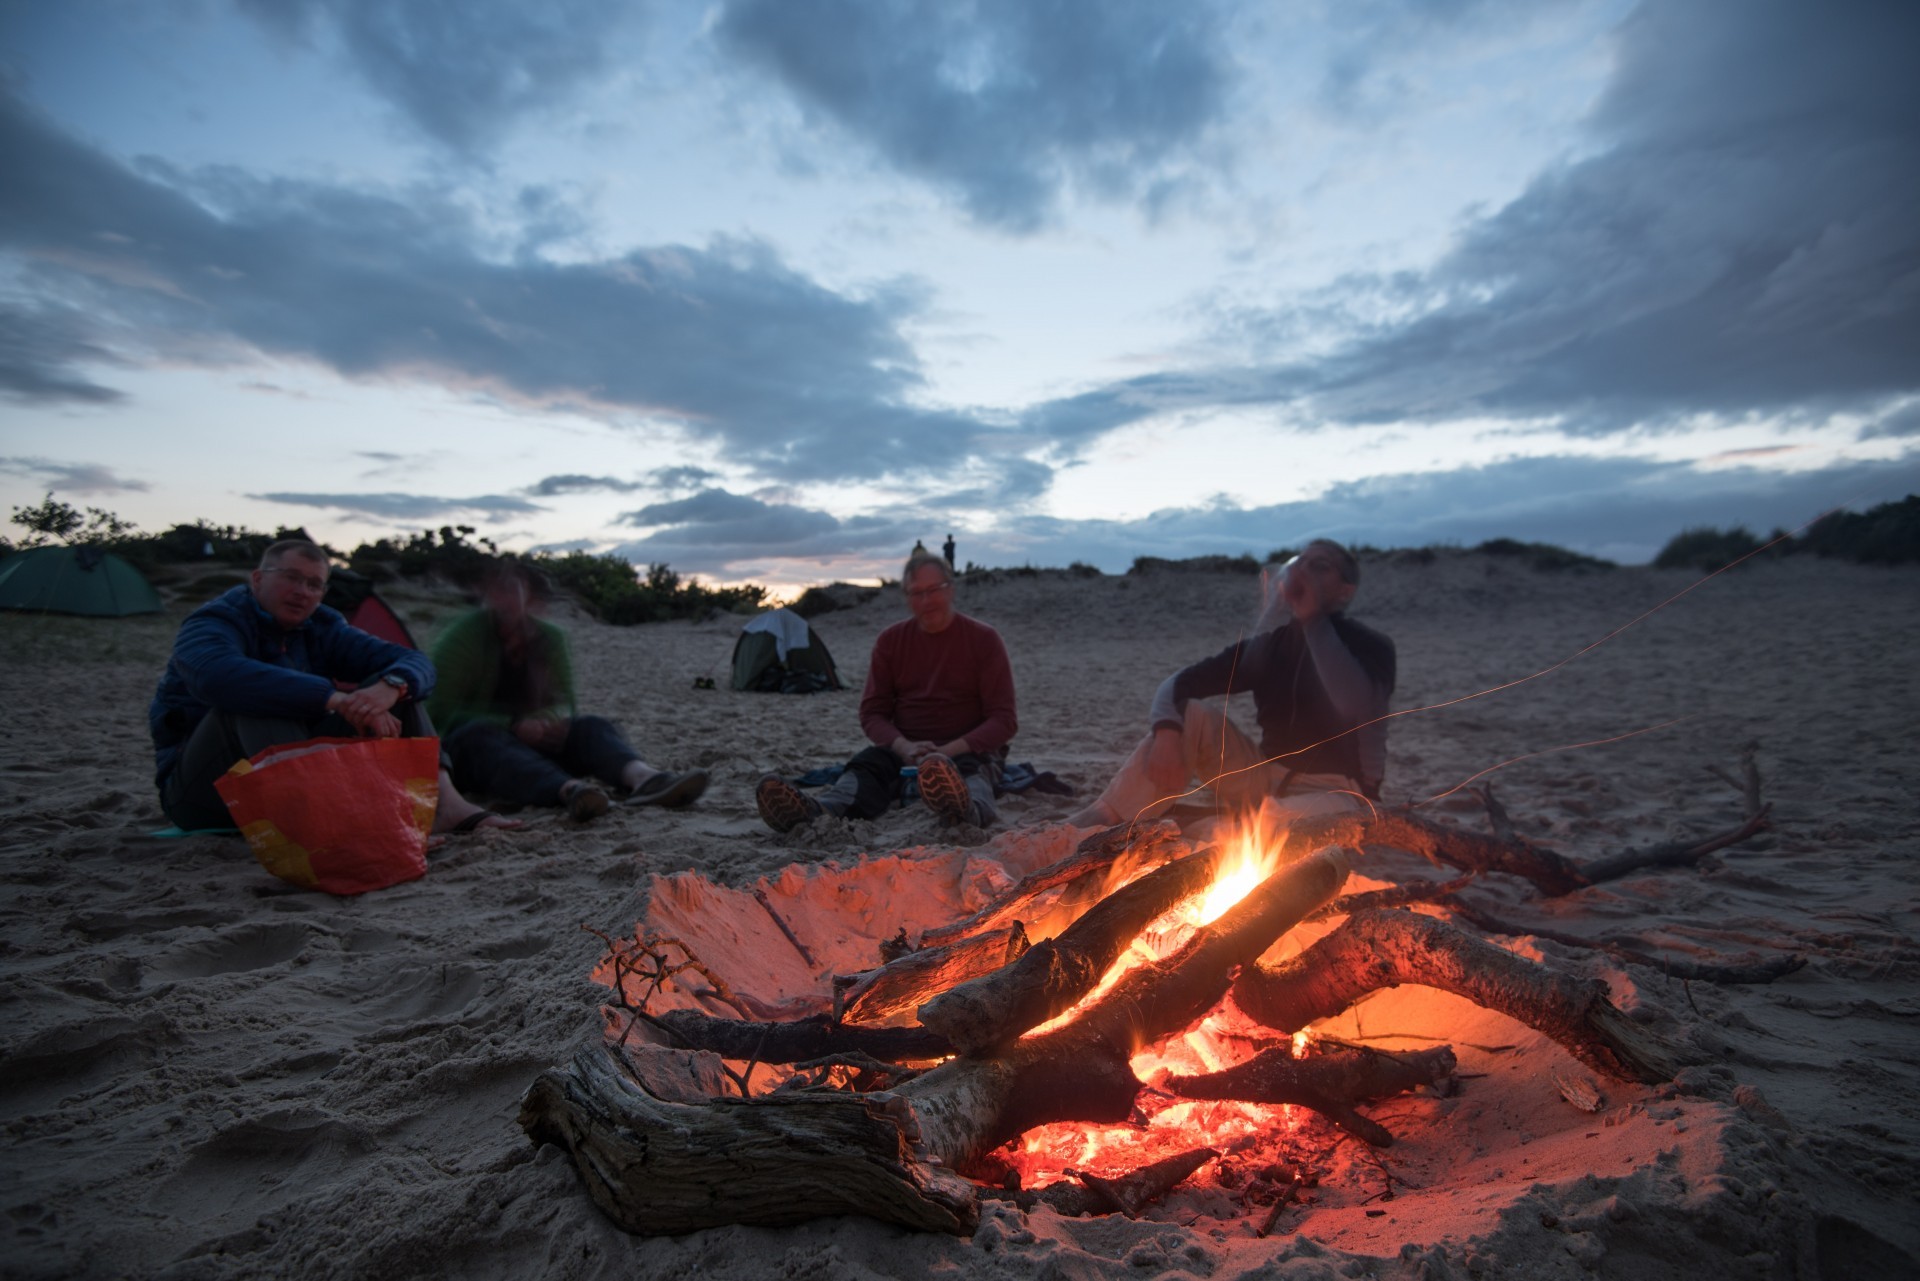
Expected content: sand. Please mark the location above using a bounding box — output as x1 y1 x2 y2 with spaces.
2 551 1917 1279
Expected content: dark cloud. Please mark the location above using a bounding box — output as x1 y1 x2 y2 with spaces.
0 456 149 495
1031 0 1920 445
717 0 1231 230
237 0 622 154
611 486 917 574
930 456 1056 507
252 491 544 521
649 465 721 492
0 301 125 404
0 87 1000 483
1860 401 1920 440
525 474 644 496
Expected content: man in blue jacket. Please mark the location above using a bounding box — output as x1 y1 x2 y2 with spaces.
149 539 515 834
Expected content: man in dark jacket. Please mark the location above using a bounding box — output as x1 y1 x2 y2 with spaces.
149 539 514 834
1067 539 1395 829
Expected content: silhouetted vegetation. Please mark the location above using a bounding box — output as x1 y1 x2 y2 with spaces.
1474 538 1616 573
535 553 765 624
1652 526 1769 571
1652 498 1920 570
1797 496 1920 565
1130 553 1261 575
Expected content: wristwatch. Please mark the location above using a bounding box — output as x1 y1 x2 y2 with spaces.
380 672 409 697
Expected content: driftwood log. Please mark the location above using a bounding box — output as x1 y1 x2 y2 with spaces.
1162 1043 1458 1146
1231 908 1691 1082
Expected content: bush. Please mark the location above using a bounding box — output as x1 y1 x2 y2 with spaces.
1799 495 1920 565
535 553 766 624
1652 527 1764 572
1129 553 1261 575
348 525 498 585
1476 538 1615 572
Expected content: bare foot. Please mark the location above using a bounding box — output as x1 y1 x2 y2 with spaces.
435 774 526 834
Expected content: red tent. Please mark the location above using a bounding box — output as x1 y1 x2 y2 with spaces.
323 568 417 649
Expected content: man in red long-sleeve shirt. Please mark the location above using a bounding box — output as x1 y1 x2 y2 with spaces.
757 551 1018 831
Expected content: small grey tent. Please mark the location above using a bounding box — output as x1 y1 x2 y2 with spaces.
731 608 842 693
0 545 163 617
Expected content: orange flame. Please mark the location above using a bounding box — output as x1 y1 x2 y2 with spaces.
1005 809 1320 1187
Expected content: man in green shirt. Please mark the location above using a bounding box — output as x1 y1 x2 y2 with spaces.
428 564 708 821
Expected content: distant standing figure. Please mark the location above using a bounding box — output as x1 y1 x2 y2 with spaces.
428 564 709 822
942 534 956 569
756 550 1017 831
1067 539 1394 829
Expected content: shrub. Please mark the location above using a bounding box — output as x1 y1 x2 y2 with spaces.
1799 495 1920 565
1652 527 1764 571
536 553 766 624
1129 553 1261 575
1476 538 1615 572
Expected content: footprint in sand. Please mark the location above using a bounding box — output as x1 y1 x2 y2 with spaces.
146 923 313 981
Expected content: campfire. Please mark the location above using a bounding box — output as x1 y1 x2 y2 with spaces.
521 757 1783 1236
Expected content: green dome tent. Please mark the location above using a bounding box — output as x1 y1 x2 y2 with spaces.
731 607 842 693
0 545 163 617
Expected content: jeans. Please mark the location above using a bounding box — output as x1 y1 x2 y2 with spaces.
442 715 642 807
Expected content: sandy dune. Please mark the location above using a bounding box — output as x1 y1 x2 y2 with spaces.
2 551 1916 1279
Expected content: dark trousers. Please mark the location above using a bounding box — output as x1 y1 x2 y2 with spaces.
833 745 1004 824
442 715 641 807
161 702 440 832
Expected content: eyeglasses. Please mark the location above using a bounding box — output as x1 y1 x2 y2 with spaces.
906 582 953 600
265 567 329 592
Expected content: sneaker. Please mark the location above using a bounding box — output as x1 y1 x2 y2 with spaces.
627 769 710 808
564 781 611 823
917 753 977 825
756 775 823 833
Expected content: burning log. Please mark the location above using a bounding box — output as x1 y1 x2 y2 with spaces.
894 846 1353 1171
1230 908 1691 1082
917 819 1189 949
835 923 1030 1026
979 1146 1221 1217
917 842 1227 1055
1160 1044 1457 1147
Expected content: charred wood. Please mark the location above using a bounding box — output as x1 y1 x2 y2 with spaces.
917 820 1189 950
918 844 1226 1056
895 847 1353 1172
1161 1045 1457 1147
835 924 1029 1026
645 1008 951 1063
1232 909 1691 1083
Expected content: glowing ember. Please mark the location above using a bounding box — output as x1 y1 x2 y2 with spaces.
998 812 1330 1188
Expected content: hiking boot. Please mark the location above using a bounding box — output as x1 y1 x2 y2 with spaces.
756 775 822 833
627 768 710 808
564 781 611 823
918 753 977 826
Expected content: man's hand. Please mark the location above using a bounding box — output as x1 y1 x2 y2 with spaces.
512 714 571 753
329 683 403 737
891 736 938 764
1146 726 1187 796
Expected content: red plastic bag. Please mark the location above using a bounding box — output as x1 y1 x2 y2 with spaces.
215 736 439 895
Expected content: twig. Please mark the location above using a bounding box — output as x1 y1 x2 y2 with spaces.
754 886 818 969
1254 1171 1304 1237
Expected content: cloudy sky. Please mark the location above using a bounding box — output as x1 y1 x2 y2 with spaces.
2 0 1915 588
